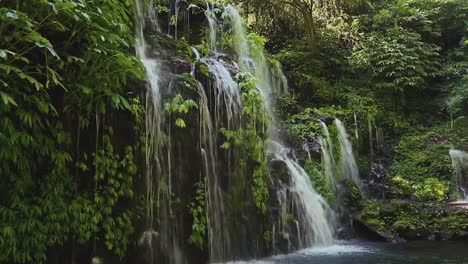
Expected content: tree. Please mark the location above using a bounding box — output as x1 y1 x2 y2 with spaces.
237 0 343 46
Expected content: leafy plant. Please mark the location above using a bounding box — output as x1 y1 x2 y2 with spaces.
189 181 207 249
164 94 199 128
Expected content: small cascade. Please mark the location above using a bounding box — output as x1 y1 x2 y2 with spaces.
198 57 244 262
135 0 186 263
375 126 385 150
134 0 162 250
303 142 313 162
353 113 359 140
319 121 337 190
205 3 219 52
335 119 365 196
449 150 468 200
196 79 230 262
190 47 201 76
224 5 252 69
269 141 335 248
201 58 243 131
368 118 374 157
224 3 335 251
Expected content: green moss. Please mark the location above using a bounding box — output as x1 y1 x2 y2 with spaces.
304 161 336 205
366 218 387 231
357 200 468 239
195 62 210 79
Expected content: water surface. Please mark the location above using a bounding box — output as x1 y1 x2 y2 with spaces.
229 240 468 264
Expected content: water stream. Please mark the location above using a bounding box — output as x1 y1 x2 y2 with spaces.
335 119 365 196
449 149 468 200
224 3 335 250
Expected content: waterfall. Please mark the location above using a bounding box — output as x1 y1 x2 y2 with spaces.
190 47 201 76
197 79 231 262
135 2 336 262
368 118 374 157
200 57 244 261
201 58 243 130
319 121 337 190
224 4 335 249
206 3 219 52
449 149 468 201
269 142 335 247
135 1 186 263
353 113 359 140
134 0 161 243
335 119 365 196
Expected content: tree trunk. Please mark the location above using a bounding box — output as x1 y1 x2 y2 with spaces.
302 10 317 46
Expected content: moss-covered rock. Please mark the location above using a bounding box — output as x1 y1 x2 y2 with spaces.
355 199 468 241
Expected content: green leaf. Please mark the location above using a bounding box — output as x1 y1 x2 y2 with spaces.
119 96 131 110
0 92 17 106
112 95 120 106
175 118 186 128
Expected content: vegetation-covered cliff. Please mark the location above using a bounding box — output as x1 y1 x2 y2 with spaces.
0 0 467 263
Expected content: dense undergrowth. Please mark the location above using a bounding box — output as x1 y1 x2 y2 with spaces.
0 1 144 262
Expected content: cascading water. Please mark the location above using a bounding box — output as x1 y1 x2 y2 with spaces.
136 2 337 262
224 3 335 249
202 58 243 130
353 113 359 140
135 1 185 263
319 121 337 190
335 119 365 196
268 141 335 248
200 57 244 262
449 149 468 200
368 118 374 157
206 3 219 52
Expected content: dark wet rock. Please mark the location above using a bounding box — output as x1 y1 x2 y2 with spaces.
170 58 191 74
366 161 392 199
369 162 385 181
455 230 468 239
275 232 291 254
337 226 354 240
303 137 321 156
309 113 334 125
352 217 390 242
270 160 290 185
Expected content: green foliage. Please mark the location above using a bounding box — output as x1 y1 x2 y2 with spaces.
236 72 264 119
218 71 270 214
0 1 143 262
358 200 468 239
413 178 449 203
189 181 207 249
304 161 335 204
351 27 441 93
389 128 456 202
164 94 199 128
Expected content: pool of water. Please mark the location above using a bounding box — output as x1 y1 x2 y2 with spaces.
227 240 468 264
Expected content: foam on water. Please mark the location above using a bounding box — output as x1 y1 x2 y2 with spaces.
297 243 373 256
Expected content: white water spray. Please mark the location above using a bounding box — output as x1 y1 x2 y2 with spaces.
449 149 468 201
134 1 186 262
224 4 335 249
335 119 365 196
